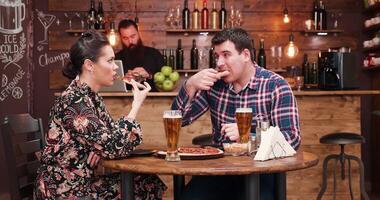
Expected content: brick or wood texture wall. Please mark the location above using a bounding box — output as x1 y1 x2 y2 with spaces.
104 95 362 200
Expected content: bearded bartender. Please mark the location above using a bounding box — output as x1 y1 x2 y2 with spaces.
116 19 164 91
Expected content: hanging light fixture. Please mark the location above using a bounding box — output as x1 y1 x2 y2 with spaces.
284 33 299 58
107 21 120 47
283 0 290 23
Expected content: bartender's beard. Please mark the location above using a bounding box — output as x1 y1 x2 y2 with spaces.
123 39 144 62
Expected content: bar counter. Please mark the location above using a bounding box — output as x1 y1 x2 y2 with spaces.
94 90 378 199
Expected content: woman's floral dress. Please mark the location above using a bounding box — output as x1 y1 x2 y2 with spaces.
35 79 167 199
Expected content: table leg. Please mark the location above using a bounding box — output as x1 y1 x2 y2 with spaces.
173 175 185 200
121 172 134 200
275 173 286 200
246 174 260 200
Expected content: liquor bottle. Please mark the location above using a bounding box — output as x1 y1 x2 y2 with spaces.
95 0 105 29
319 1 327 30
176 39 184 70
190 39 199 69
87 0 97 29
311 62 318 85
211 1 218 29
250 39 256 62
162 49 168 66
302 54 310 84
219 0 227 29
312 0 319 30
201 0 209 29
257 39 266 69
182 0 190 29
192 1 200 29
169 49 175 68
209 47 216 68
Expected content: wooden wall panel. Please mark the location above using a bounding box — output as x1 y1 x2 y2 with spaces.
104 95 362 200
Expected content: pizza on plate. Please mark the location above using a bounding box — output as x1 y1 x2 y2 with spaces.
178 146 222 155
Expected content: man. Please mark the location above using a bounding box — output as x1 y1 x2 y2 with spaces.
171 28 301 200
116 19 163 91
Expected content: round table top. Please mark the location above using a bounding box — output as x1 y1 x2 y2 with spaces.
101 151 319 176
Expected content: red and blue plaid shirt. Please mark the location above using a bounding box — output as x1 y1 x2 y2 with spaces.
172 65 301 149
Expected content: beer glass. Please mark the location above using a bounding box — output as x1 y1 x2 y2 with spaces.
163 110 182 161
236 107 253 143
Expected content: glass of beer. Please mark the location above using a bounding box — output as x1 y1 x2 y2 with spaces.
236 107 253 144
163 110 182 161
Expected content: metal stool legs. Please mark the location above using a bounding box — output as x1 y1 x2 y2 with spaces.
317 152 369 200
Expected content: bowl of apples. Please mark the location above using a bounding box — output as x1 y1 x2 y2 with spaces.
154 66 180 92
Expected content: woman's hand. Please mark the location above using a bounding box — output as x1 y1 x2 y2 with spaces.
127 79 151 119
87 151 101 168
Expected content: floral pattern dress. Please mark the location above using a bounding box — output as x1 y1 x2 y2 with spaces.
35 78 167 199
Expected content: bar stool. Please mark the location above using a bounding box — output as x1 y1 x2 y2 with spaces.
317 132 369 200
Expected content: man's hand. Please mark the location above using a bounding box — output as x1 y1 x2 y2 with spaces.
185 69 230 98
87 151 101 168
221 123 239 141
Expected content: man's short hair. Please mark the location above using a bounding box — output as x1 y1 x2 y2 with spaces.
118 19 139 33
211 28 253 54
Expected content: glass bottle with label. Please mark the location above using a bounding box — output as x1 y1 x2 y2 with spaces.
191 39 199 69
192 1 200 29
211 1 218 29
176 39 184 70
219 0 227 29
182 0 190 29
95 0 105 29
169 49 175 68
87 0 97 29
209 47 216 68
201 0 209 29
258 39 266 69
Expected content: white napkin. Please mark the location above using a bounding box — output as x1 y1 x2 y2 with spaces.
254 126 296 161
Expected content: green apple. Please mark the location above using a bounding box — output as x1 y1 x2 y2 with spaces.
169 71 180 82
154 72 165 83
161 66 173 77
162 79 174 91
155 82 163 89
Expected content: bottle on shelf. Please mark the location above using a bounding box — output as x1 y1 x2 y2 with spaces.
192 1 200 29
219 0 227 29
95 0 105 30
250 39 256 62
201 0 209 29
162 49 168 66
302 54 310 85
209 47 216 68
258 39 266 69
211 1 218 29
169 49 175 68
176 39 184 70
87 0 97 29
318 1 327 30
182 0 190 29
311 62 318 86
191 39 199 69
312 0 319 30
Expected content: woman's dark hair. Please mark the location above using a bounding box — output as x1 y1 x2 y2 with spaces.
63 30 110 79
211 28 253 55
118 19 139 33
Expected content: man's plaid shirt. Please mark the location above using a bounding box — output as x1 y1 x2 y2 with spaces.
172 65 301 149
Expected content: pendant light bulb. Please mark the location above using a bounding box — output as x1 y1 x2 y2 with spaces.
283 8 290 23
285 33 299 58
107 21 120 47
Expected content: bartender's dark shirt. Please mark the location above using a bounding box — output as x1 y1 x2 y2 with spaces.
115 46 164 92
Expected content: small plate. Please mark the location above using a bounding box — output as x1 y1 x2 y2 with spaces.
155 147 224 160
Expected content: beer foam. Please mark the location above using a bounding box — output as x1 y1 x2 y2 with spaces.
163 114 182 118
236 108 252 113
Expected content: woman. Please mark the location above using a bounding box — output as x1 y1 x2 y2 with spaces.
35 31 166 199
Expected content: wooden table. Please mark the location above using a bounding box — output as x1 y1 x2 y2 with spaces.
102 151 318 200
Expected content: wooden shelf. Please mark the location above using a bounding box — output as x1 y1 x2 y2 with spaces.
364 23 380 32
301 29 343 36
65 29 106 36
176 69 200 73
166 29 221 36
